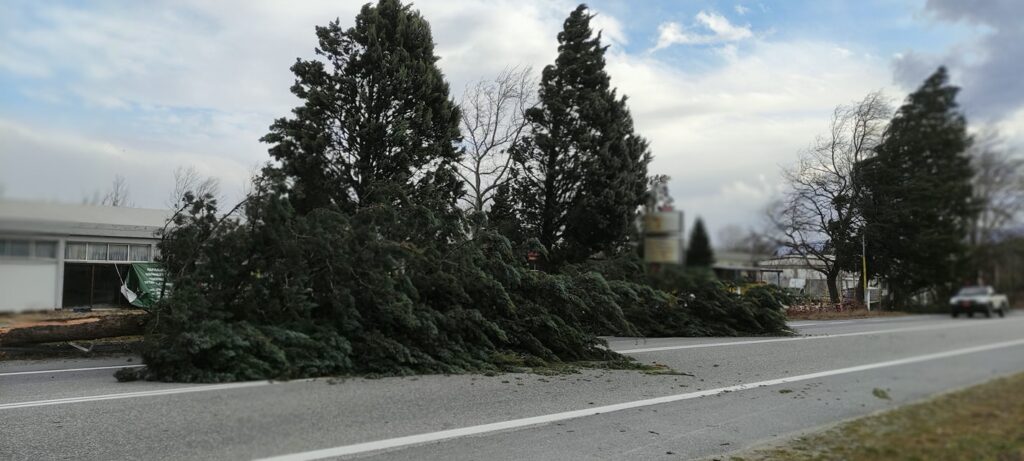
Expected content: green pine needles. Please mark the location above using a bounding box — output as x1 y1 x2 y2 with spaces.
133 1 788 383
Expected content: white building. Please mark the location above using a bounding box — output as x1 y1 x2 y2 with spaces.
0 200 169 313
757 254 880 301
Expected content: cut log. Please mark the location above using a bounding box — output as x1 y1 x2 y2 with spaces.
0 312 147 346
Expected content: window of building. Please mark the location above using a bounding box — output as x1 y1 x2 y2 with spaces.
0 239 59 259
66 242 88 260
0 239 31 257
108 244 129 261
87 243 108 261
34 241 58 259
130 244 152 262
64 241 153 262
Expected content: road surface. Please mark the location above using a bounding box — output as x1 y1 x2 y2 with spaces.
3 313 1024 460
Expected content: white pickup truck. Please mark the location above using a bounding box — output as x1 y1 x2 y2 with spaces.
949 286 1009 318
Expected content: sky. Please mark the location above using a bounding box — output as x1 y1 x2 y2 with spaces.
1 0 1022 244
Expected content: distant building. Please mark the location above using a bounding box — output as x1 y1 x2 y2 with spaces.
0 200 169 312
711 250 782 285
757 254 880 301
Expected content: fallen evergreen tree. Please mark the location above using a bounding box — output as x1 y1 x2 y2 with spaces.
135 191 786 382
129 0 788 383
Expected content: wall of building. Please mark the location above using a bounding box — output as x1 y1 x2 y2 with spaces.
0 260 58 312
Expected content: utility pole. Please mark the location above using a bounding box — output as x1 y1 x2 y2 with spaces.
862 233 870 311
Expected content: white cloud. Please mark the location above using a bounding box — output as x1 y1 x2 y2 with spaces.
589 10 629 47
995 107 1024 149
0 1 904 234
735 5 751 16
894 0 1024 120
604 40 896 230
653 11 753 51
0 119 254 207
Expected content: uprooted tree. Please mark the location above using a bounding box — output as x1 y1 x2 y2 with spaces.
133 0 788 383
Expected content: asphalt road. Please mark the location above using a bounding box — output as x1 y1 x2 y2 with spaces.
3 313 1024 460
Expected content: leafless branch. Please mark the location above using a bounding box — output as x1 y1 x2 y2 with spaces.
457 66 536 212
772 92 892 301
168 166 221 209
969 128 1024 247
100 174 134 207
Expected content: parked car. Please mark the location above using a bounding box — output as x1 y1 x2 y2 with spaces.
949 286 1009 318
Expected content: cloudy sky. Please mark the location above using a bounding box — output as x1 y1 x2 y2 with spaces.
1 0 1021 243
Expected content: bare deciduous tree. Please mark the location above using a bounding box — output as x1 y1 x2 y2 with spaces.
772 91 891 303
102 174 134 207
717 224 777 256
168 166 221 208
457 66 535 213
968 129 1024 284
969 129 1024 246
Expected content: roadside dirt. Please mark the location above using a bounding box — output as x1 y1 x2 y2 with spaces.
786 308 908 321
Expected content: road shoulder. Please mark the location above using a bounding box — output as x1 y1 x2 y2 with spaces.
723 371 1024 461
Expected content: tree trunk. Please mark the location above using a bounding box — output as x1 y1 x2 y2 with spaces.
826 271 841 305
0 312 147 346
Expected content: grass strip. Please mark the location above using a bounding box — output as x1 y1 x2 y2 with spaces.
733 372 1024 461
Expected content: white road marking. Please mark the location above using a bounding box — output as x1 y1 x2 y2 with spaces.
254 337 1024 461
0 380 294 410
0 364 144 377
616 318 1024 354
789 320 855 327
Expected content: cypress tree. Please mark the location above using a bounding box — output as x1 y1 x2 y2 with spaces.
131 0 790 384
503 4 651 265
685 217 715 267
261 0 463 215
858 67 977 307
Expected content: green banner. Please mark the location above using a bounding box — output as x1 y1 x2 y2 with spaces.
126 262 171 308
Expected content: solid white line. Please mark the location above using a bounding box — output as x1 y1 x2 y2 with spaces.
786 322 822 327
616 318 1024 354
0 364 144 377
790 320 855 327
0 380 282 411
254 337 1024 461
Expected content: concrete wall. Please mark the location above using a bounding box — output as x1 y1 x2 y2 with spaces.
0 260 58 312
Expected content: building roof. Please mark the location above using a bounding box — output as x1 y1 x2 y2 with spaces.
0 200 171 239
757 254 832 269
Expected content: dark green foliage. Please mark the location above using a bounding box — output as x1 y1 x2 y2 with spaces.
572 256 789 337
142 188 628 382
137 0 787 383
141 191 788 382
857 67 978 307
261 0 463 216
639 266 790 337
497 4 651 265
685 217 714 267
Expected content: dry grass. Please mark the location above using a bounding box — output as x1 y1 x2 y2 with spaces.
732 372 1024 461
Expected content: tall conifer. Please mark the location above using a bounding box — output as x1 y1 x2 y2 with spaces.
261 0 463 215
500 4 651 264
686 217 715 267
858 67 977 306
